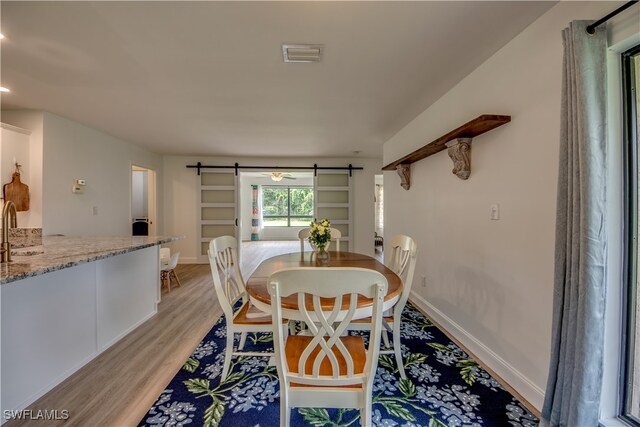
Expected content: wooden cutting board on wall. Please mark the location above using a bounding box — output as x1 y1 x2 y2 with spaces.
3 172 30 211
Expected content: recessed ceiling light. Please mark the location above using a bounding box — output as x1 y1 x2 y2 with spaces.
0 87 11 93
282 44 323 63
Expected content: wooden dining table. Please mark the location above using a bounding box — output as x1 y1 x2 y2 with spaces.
246 251 403 321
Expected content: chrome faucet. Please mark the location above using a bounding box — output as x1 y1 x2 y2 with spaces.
1 201 17 262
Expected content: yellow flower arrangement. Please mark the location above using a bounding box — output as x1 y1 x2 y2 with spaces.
308 218 331 248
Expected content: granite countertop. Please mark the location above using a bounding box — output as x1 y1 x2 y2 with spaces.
0 235 183 285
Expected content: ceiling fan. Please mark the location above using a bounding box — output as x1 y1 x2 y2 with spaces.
263 172 296 182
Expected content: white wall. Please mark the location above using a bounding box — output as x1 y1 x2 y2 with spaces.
163 155 381 263
382 1 620 411
1 111 163 236
41 112 163 236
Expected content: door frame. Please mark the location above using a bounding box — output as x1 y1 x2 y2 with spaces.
130 163 157 236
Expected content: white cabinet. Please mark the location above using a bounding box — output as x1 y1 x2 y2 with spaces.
1 246 159 416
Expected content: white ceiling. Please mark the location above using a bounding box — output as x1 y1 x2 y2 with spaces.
0 1 555 159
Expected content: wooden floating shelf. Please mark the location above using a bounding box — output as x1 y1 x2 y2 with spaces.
382 114 511 188
382 115 511 171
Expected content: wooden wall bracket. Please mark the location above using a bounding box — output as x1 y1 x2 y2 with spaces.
382 114 510 188
396 164 411 190
446 138 472 180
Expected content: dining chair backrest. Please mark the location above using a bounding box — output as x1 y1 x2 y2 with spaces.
387 234 417 302
209 236 247 321
163 251 180 271
268 267 387 387
159 247 170 268
329 227 342 252
298 228 311 253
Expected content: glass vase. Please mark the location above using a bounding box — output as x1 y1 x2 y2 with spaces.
315 245 330 267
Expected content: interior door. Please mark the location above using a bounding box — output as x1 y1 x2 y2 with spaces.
198 170 239 263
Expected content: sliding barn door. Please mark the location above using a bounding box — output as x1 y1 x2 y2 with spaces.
314 171 353 252
198 171 239 263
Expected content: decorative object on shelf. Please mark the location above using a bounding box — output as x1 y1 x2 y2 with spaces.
446 138 472 180
396 164 411 190
3 162 30 211
382 115 511 188
251 185 260 241
309 218 331 266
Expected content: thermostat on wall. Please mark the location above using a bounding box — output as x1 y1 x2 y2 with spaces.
72 178 86 194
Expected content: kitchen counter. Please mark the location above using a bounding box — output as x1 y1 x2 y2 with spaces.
1 234 183 416
0 235 181 284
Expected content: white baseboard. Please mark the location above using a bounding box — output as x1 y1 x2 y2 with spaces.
98 309 157 352
409 291 545 411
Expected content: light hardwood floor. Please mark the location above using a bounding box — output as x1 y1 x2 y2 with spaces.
5 241 302 427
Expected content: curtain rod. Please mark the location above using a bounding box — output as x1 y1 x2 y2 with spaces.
586 0 638 34
186 162 364 176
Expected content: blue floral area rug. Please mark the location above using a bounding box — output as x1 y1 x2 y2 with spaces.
140 303 538 426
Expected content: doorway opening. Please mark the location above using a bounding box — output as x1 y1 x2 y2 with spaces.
131 165 156 236
238 171 314 243
374 174 384 261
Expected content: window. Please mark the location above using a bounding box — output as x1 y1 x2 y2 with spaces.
622 43 640 425
262 186 313 227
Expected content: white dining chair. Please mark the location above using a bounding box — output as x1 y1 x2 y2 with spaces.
298 227 342 253
209 235 288 381
297 228 311 253
347 234 417 378
160 248 181 292
268 267 388 427
329 227 342 252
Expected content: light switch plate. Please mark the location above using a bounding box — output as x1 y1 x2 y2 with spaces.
490 204 500 220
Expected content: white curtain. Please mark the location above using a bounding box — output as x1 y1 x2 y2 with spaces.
541 20 607 427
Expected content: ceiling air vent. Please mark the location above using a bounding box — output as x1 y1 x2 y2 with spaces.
282 44 323 63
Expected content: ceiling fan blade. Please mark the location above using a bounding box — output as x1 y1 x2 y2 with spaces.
283 176 296 180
